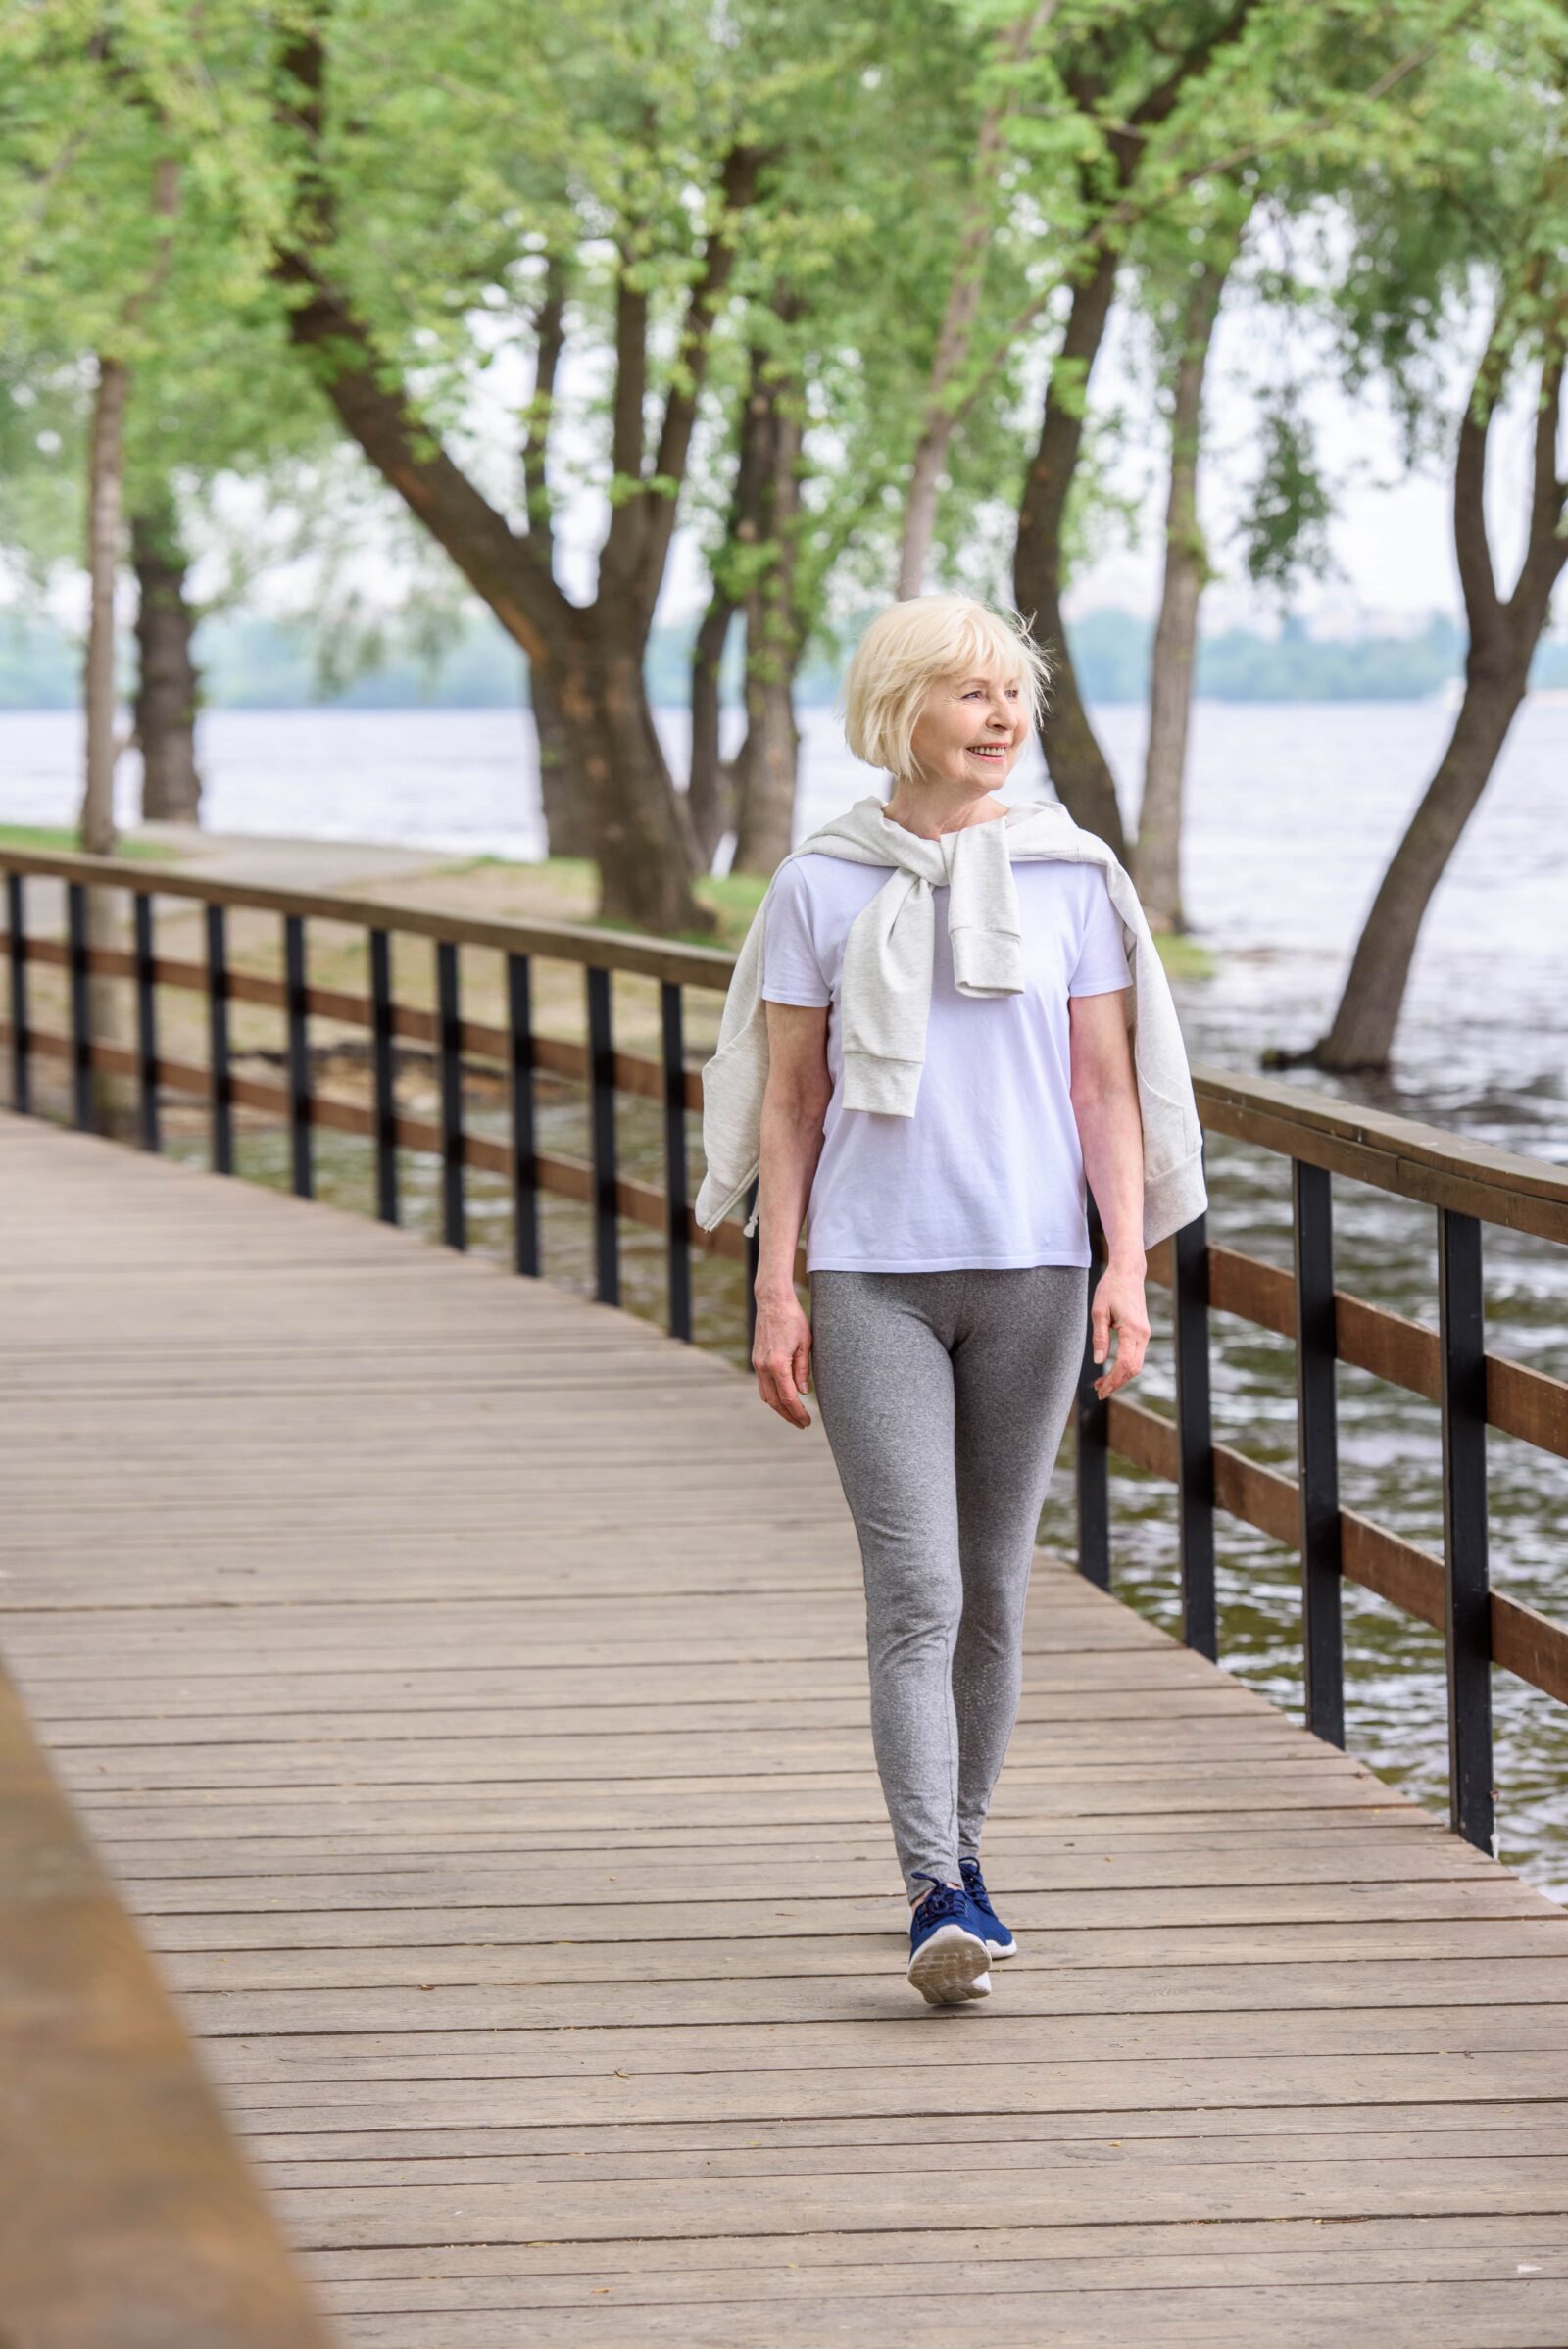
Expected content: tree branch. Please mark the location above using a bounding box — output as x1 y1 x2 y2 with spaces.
1134 0 1260 127
615 142 760 616
280 266 569 661
1453 345 1501 639
520 252 567 564
273 24 570 661
1509 348 1568 622
955 24 1451 443
611 260 649 487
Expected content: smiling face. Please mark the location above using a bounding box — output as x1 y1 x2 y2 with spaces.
905 664 1029 799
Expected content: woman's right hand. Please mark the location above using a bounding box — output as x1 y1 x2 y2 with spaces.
753 1289 814 1428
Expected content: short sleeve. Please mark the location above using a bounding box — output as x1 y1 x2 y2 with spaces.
761 860 832 1006
1067 868 1133 997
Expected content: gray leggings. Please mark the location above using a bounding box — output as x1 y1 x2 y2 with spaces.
809 1265 1088 1900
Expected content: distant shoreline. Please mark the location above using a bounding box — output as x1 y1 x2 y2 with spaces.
6 602 1566 712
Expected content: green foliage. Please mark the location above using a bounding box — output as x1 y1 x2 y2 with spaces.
1240 393 1338 597
1 0 1563 755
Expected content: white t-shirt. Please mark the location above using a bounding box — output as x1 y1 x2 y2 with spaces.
761 853 1133 1273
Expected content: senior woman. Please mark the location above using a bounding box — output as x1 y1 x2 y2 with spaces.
695 594 1207 2007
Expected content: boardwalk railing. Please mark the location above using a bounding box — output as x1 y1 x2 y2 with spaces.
0 1627 336 2341
4 846 1567 1862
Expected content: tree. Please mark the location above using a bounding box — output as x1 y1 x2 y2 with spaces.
1131 204 1245 930
268 1 785 934
1000 0 1458 854
1305 11 1568 1069
897 0 1061 600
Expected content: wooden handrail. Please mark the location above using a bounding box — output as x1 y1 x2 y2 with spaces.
0 844 734 990
0 1656 336 2342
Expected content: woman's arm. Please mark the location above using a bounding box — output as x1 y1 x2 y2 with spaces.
753 1001 832 1428
1068 988 1150 1399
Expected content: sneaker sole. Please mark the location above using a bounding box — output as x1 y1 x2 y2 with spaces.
982 1933 1018 1959
906 1922 992 2006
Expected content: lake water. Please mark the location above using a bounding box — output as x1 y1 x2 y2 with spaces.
5 699 1568 1888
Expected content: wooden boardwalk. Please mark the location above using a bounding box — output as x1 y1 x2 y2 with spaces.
6 1111 1568 2345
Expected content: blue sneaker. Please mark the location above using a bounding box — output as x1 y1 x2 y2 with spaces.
959 1856 1017 1958
906 1874 991 2006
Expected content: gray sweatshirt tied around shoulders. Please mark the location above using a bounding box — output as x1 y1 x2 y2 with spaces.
693 793 1208 1250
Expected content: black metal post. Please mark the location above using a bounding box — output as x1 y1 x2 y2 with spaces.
508 952 540 1277
662 981 692 1342
369 929 398 1226
284 913 313 1199
133 892 159 1151
7 871 31 1114
1293 1156 1344 1746
586 964 618 1306
206 901 233 1174
1173 1194 1217 1658
436 939 466 1250
67 881 93 1131
1076 1187 1111 1590
1439 1205 1494 1852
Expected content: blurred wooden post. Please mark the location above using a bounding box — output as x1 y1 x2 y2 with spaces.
0 1661 337 2346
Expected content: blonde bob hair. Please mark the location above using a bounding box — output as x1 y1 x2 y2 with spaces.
841 594 1053 780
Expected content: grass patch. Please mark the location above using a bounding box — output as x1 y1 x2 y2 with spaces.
0 823 182 864
1154 931 1217 981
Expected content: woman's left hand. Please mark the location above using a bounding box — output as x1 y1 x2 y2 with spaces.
1089 1262 1150 1399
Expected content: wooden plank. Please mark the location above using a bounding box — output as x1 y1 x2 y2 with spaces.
155 1920 1568 1991
280 2280 1568 2346
286 2209 1568 2276
168 1958 1568 2034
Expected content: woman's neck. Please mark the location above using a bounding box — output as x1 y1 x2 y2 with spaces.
880 780 1009 840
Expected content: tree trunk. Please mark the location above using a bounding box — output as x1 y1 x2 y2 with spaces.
516 255 597 863
1310 348 1566 1072
1012 247 1128 859
1133 253 1229 930
688 586 737 870
1310 656 1533 1069
131 496 203 823
286 269 711 930
527 658 596 861
81 357 127 858
733 657 799 874
732 374 805 876
557 614 710 933
79 354 133 1134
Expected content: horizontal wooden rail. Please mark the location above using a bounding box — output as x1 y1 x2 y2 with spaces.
1194 1065 1568 1247
1145 1233 1568 1462
14 934 707 1110
0 843 734 991
1106 1393 1568 1707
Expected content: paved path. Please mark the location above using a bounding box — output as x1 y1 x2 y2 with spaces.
5 1111 1568 2345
